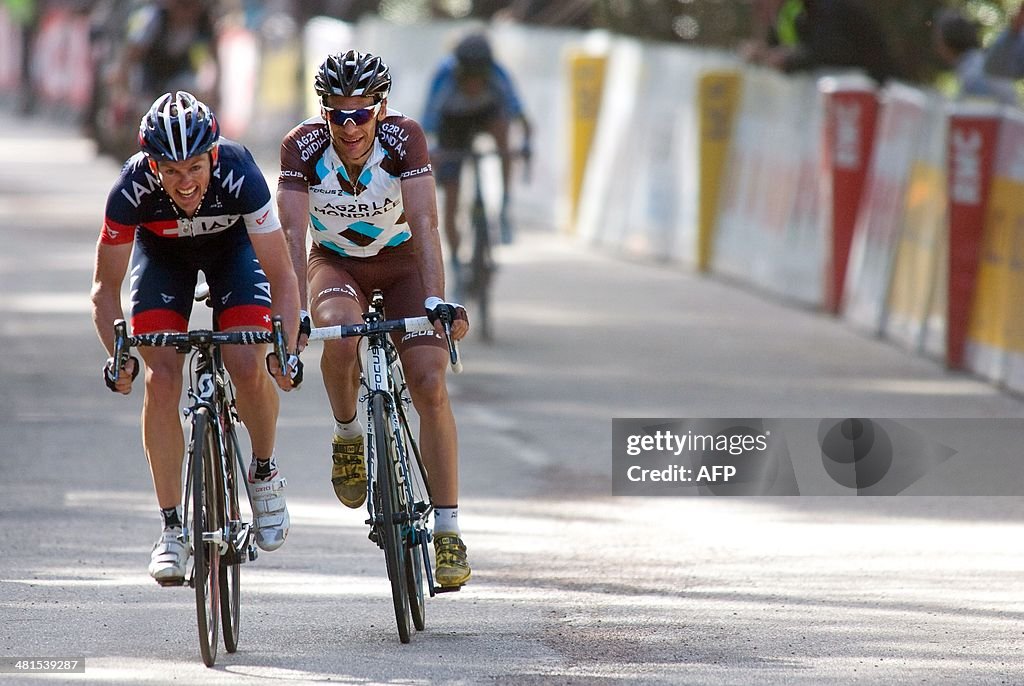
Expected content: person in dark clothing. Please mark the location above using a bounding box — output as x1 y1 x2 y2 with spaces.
757 0 898 84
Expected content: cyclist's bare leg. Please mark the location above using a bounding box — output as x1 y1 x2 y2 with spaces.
440 176 462 263
138 345 186 509
221 339 279 460
313 296 364 422
400 345 459 505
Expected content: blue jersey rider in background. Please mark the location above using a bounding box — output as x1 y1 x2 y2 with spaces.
422 32 532 276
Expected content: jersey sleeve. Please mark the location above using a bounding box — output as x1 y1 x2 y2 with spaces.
233 146 282 234
278 120 329 191
100 165 142 246
379 116 433 179
422 60 456 134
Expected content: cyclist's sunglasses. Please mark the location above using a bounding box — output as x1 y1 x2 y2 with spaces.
323 102 382 127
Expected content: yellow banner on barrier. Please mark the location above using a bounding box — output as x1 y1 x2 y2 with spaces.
967 176 1019 350
697 70 741 272
887 161 945 348
565 52 606 232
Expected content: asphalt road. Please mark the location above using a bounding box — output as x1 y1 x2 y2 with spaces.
1 111 1022 685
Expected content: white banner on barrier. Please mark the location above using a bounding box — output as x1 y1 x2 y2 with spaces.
713 68 824 305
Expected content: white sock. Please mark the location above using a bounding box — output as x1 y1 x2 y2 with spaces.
334 415 363 440
434 507 460 535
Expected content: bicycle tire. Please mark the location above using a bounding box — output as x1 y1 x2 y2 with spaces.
406 536 426 631
191 408 221 667
469 194 494 342
219 412 242 653
394 383 429 629
372 392 412 643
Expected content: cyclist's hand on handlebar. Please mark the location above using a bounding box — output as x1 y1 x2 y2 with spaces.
425 296 469 341
296 309 312 353
265 352 304 391
103 355 140 395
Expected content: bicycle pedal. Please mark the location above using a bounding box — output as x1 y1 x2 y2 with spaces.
155 577 186 587
433 584 462 594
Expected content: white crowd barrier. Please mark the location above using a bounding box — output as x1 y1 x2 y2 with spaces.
575 38 739 267
714 68 824 305
841 83 930 334
960 106 1024 391
880 88 948 355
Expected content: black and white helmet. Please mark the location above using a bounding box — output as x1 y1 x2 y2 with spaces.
314 50 391 104
138 91 220 161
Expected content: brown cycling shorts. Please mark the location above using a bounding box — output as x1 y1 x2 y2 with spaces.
307 241 445 352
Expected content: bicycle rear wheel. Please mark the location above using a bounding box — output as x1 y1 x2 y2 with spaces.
372 393 411 643
191 408 221 667
219 414 242 653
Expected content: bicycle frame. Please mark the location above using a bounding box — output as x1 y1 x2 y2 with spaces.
111 316 287 665
180 344 253 566
308 291 462 642
358 307 433 584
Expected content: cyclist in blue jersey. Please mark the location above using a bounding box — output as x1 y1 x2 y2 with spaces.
422 32 532 269
91 91 302 583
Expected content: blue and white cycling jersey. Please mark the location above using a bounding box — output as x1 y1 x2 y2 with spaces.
101 139 280 247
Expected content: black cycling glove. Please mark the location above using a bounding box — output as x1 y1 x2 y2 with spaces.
103 355 140 392
425 297 469 326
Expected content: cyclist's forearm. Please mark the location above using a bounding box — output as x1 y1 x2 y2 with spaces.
277 187 312 309
402 176 446 296
91 239 131 355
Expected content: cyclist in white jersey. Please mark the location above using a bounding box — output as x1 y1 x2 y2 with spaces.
277 50 472 587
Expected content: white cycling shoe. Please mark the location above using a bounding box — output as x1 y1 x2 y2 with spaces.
148 527 188 582
249 472 290 552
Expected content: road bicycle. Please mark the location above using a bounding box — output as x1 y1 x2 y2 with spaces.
308 290 462 644
110 294 289 666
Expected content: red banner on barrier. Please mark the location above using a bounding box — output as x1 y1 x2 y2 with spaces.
820 79 879 314
946 109 1002 369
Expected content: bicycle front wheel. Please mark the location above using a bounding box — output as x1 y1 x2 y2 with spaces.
372 393 412 643
219 415 242 653
191 407 221 667
468 197 494 342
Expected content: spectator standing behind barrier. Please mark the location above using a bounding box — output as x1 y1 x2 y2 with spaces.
110 0 220 109
748 0 898 84
983 6 1024 85
934 9 1020 106
740 0 803 64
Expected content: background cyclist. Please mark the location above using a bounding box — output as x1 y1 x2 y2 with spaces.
277 50 472 588
422 32 532 276
91 91 301 583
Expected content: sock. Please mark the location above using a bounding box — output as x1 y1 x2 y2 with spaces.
252 453 277 482
434 506 460 535
334 414 363 440
160 506 182 530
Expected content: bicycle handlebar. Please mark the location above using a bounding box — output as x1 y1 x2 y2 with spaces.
112 317 290 379
308 316 463 374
